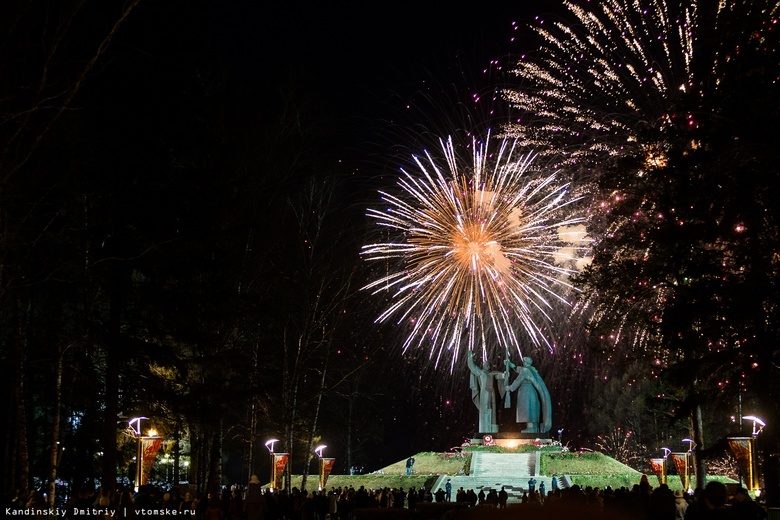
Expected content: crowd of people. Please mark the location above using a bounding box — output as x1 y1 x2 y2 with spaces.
5 474 769 520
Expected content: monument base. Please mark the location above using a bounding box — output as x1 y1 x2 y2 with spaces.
472 431 552 449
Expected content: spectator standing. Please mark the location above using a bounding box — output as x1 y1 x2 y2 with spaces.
674 490 688 519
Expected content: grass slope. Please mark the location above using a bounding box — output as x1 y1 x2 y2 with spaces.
285 452 470 491
286 450 735 492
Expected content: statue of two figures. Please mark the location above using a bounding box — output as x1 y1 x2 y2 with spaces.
467 350 552 435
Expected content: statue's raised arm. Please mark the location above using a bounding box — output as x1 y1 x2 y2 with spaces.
466 350 498 434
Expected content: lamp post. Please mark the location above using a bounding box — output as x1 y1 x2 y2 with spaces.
265 439 293 491
129 417 148 492
650 448 671 485
682 439 696 493
743 415 766 437
729 415 766 495
265 439 279 489
314 445 326 490
661 447 671 485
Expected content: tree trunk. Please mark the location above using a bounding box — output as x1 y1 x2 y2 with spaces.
691 380 706 490
283 374 298 492
247 397 256 484
207 418 223 495
101 283 122 492
47 345 65 506
13 295 30 495
755 331 780 506
346 389 354 473
301 353 329 491
173 423 181 486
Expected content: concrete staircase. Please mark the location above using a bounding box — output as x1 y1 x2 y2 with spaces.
431 451 565 503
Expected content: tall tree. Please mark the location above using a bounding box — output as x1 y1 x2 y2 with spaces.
503 0 780 493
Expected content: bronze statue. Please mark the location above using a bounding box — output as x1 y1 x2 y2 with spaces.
505 356 552 433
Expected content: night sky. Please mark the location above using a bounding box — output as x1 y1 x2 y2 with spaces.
209 1 550 161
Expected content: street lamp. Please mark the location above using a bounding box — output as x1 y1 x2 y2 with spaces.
314 445 327 490
682 439 696 493
742 416 766 437
129 417 148 492
128 417 163 492
314 445 326 459
735 415 766 495
265 439 279 489
650 448 672 485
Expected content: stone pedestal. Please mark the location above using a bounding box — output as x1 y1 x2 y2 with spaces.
472 431 552 449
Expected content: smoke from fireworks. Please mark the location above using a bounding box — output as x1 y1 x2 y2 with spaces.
362 135 586 369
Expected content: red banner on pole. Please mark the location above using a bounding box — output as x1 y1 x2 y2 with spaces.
319 457 336 489
671 453 688 490
728 437 759 491
141 437 163 485
273 453 289 490
649 458 666 485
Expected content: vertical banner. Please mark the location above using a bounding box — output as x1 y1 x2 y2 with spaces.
728 437 759 491
273 453 289 490
140 437 163 485
671 453 688 490
649 458 666 485
319 457 336 489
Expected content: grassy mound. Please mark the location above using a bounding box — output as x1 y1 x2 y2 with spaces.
282 452 469 492
287 474 433 492
542 451 640 476
541 451 737 491
540 451 641 490
283 450 735 493
380 451 470 476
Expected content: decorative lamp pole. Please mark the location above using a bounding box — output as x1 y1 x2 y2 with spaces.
740 416 766 494
314 445 327 490
129 417 148 492
743 416 766 437
661 447 671 485
682 439 696 493
265 439 279 489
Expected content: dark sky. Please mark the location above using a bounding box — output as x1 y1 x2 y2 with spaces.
203 1 556 163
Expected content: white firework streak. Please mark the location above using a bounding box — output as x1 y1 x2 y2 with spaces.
362 135 585 370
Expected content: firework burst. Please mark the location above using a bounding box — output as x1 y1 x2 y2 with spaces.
503 0 780 165
362 135 586 369
502 0 780 354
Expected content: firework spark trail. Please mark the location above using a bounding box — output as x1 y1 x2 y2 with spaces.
507 0 780 159
362 135 585 370
502 0 780 352
501 0 780 164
